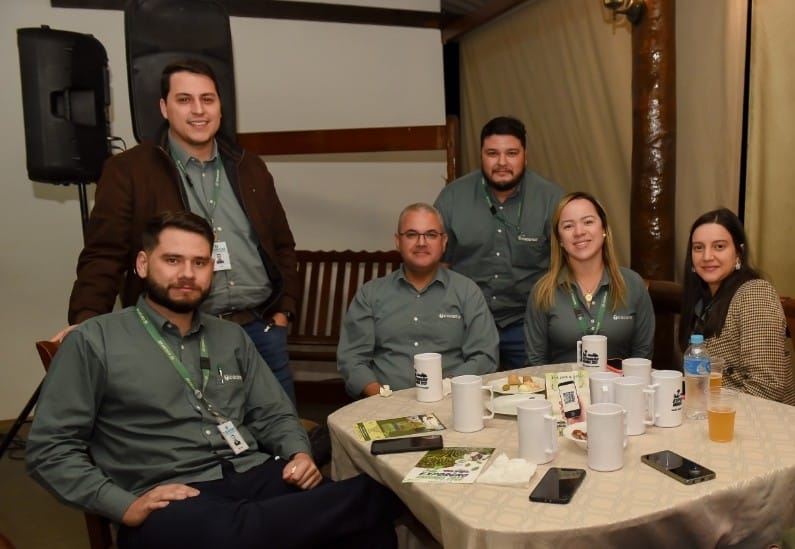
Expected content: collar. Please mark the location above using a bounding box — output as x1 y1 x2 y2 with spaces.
397 264 448 291
556 267 610 290
136 295 204 336
167 132 218 167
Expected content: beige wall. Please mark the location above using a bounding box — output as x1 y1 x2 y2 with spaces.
0 0 446 419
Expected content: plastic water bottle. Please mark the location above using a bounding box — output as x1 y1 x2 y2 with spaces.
683 334 711 420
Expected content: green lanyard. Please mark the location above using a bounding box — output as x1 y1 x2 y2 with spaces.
480 176 524 232
174 156 222 225
569 287 608 336
135 307 210 398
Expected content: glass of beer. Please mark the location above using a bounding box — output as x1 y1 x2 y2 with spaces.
709 357 725 389
707 387 738 442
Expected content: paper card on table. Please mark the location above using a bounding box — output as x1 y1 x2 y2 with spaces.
354 413 446 442
545 370 591 433
402 447 495 484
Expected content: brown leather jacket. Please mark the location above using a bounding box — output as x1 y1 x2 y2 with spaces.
68 126 298 324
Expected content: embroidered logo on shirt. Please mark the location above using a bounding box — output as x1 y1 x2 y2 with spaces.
612 314 633 320
438 313 462 320
517 235 539 243
222 374 243 382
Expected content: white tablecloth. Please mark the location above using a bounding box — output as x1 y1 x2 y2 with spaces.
328 365 795 548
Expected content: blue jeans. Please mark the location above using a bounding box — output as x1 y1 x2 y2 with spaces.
243 320 296 405
498 319 527 370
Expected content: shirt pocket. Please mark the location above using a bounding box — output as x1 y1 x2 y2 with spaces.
509 235 548 268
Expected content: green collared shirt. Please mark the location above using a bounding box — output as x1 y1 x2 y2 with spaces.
434 169 565 327
337 266 499 397
169 135 271 314
523 267 655 364
26 297 309 523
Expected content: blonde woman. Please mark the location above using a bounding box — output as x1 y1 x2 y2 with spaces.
524 192 654 365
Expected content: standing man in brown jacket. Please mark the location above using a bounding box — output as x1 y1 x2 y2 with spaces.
58 59 300 403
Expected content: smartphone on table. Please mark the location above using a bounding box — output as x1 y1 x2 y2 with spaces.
558 380 582 418
370 435 443 455
529 467 586 504
641 450 716 485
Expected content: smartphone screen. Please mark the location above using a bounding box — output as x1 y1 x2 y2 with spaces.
370 435 443 455
558 380 581 418
529 467 586 504
641 450 716 485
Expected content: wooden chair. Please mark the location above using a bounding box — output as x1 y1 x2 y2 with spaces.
34 340 114 549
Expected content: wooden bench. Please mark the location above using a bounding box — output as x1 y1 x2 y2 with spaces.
288 250 401 403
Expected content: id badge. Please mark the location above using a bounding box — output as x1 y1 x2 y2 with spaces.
217 420 249 454
213 241 232 271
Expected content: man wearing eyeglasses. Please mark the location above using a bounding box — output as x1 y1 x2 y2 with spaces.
337 203 499 398
434 116 565 369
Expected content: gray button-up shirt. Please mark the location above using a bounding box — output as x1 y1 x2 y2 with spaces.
337 266 499 397
26 297 309 523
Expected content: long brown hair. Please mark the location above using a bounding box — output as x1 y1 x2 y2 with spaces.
533 192 626 311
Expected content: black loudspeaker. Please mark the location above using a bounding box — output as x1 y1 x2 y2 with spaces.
125 0 237 143
17 26 111 184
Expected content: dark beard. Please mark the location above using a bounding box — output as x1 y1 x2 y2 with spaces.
482 167 525 193
145 277 209 314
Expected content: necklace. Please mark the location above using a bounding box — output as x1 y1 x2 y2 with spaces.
577 281 596 305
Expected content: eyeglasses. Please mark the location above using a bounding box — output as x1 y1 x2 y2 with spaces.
398 230 445 242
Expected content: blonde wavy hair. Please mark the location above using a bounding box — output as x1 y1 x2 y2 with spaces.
533 192 626 312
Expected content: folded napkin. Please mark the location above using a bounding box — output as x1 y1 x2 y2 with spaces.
476 453 537 486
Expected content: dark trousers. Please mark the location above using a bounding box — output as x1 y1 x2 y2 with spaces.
499 319 527 370
243 321 296 405
117 460 401 549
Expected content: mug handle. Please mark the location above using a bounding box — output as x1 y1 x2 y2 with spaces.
643 386 656 426
621 409 628 448
576 340 583 368
482 385 495 419
648 383 661 421
544 413 558 455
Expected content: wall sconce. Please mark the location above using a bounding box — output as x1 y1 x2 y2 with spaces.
603 0 645 25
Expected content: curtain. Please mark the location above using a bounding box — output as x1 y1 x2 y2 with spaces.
459 0 747 281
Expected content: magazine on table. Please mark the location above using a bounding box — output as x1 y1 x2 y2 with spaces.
544 369 591 433
402 447 496 484
354 413 446 442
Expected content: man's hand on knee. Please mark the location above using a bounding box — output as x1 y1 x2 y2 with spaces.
282 452 322 490
121 483 200 527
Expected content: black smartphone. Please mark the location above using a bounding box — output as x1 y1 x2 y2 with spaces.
641 450 716 485
370 435 443 455
558 380 581 418
529 467 586 504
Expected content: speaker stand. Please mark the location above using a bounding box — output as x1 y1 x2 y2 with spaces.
0 181 92 459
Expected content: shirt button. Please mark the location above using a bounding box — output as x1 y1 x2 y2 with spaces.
413 316 418 322
496 252 501 257
494 274 499 279
209 199 215 205
414 342 419 347
216 226 223 232
180 344 185 350
497 228 503 233
416 294 421 298
229 281 235 286
491 296 497 300
205 429 212 436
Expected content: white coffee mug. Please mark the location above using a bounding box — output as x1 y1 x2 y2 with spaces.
613 376 654 435
587 402 627 471
622 358 652 386
451 375 494 432
414 353 443 402
516 399 558 464
589 371 619 404
648 370 684 427
577 335 607 371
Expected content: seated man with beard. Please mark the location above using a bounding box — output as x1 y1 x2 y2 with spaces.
26 211 401 549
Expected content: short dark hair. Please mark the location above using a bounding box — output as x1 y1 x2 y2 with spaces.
160 59 220 101
141 211 214 252
480 116 527 148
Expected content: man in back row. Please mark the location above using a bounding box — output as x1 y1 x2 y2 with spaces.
27 211 400 549
59 58 299 403
337 203 499 398
434 116 565 369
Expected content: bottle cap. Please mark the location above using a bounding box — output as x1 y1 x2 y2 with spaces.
690 334 704 344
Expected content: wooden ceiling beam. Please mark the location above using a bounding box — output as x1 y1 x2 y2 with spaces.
50 0 446 29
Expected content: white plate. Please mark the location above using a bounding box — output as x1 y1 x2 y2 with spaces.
490 375 545 395
486 393 543 416
562 422 588 451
